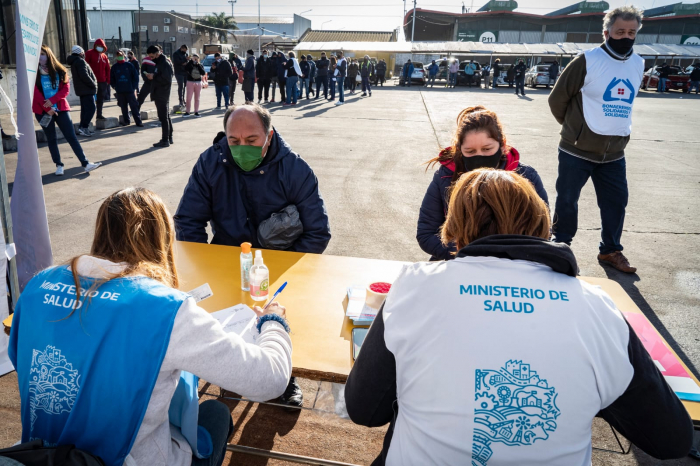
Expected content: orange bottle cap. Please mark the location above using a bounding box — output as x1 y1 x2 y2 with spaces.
241 242 252 253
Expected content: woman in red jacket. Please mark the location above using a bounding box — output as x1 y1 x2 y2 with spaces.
34 45 101 176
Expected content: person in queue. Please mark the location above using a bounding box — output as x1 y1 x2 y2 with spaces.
417 106 547 261
334 51 347 106
514 59 527 96
256 49 274 104
34 45 101 176
9 187 292 466
242 49 256 103
172 44 189 108
145 45 174 148
183 53 206 117
127 50 140 81
376 58 387 86
85 38 110 121
402 59 414 87
306 55 317 97
298 55 311 100
66 45 97 137
284 51 302 106
345 169 693 466
359 55 374 97
110 50 143 127
276 51 288 104
138 52 157 106
328 55 338 101
315 51 329 99
174 103 330 407
549 6 645 273
211 53 233 109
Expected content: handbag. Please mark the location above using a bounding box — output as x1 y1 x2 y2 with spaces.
0 439 105 466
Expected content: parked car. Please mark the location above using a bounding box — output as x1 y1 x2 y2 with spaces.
525 65 559 88
202 54 216 81
456 61 482 87
398 61 426 86
492 64 513 87
642 65 690 92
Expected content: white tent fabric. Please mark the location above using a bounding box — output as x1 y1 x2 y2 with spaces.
294 41 700 58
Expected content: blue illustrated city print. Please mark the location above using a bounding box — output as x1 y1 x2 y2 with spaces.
603 77 635 104
28 345 80 435
471 360 560 466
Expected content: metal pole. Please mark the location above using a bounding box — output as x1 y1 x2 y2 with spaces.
258 0 261 56
0 148 19 308
411 0 417 43
226 445 361 466
99 0 105 39
138 0 142 60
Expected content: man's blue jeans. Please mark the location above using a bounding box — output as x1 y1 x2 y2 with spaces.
657 77 668 92
449 72 457 87
690 80 700 93
552 150 628 254
299 77 310 98
337 76 345 102
286 76 298 104
215 84 230 107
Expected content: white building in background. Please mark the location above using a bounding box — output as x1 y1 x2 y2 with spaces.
233 15 311 39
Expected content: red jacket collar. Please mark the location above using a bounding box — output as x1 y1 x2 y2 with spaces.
439 146 520 172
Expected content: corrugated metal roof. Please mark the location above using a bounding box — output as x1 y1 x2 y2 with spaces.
299 30 396 43
294 41 700 57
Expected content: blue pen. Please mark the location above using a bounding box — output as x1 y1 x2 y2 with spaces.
262 281 287 311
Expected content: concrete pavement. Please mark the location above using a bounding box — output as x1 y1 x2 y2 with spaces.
2 79 699 464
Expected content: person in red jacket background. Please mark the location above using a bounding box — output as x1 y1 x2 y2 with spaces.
85 39 111 120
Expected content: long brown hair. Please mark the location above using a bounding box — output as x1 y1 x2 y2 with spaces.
441 169 550 252
36 45 69 89
67 188 179 314
427 106 510 182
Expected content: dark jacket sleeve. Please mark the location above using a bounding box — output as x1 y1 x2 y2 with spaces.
173 155 214 244
131 64 138 91
287 159 331 254
154 58 174 86
517 164 549 206
78 59 97 89
548 54 586 125
599 322 694 460
417 171 454 260
345 306 397 428
244 56 254 72
109 66 116 90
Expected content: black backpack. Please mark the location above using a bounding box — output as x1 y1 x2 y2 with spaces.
0 440 105 466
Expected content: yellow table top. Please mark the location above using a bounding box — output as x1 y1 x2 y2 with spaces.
173 241 700 421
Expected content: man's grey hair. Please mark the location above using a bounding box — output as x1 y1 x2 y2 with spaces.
603 5 643 33
223 103 272 135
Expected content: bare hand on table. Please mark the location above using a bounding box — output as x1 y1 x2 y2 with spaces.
253 302 286 319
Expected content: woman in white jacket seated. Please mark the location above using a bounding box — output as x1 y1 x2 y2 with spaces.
345 169 692 466
9 187 292 466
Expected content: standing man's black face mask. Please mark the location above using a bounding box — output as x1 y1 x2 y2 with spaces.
607 36 635 56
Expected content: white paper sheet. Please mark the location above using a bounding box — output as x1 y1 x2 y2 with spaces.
211 304 258 344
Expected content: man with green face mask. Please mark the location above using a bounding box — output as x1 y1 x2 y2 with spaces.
174 102 331 408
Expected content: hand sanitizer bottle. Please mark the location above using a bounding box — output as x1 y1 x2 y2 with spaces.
249 250 269 301
240 242 253 291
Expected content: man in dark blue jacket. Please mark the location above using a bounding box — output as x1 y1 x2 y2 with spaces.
174 103 331 254
174 103 330 408
315 52 329 99
110 51 142 127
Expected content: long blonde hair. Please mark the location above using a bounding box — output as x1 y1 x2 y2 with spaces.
441 169 550 252
68 188 179 314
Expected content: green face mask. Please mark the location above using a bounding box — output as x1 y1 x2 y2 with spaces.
229 136 268 171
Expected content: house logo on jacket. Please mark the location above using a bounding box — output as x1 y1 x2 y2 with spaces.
472 360 560 466
28 345 80 436
603 77 635 107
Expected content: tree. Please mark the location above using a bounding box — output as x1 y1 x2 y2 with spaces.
197 12 238 43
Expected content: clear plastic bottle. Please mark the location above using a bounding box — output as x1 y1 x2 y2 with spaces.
249 250 269 301
240 242 253 291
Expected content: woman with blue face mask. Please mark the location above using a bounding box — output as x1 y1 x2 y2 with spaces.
33 45 101 176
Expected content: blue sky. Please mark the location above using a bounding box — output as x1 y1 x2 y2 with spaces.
85 0 682 35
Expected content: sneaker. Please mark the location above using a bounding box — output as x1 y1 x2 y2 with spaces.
183 112 191 117
270 99 276 103
153 140 170 148
174 110 182 115
88 128 96 135
257 99 262 104
78 128 92 137
194 113 201 118
135 121 144 127
369 92 372 97
334 101 344 106
169 138 174 145
361 92 367 96
120 121 130 127
598 251 637 274
96 115 106 121
84 162 101 173
264 99 269 104
55 165 64 176
276 377 303 409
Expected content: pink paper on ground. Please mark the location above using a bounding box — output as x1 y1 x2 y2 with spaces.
622 312 689 378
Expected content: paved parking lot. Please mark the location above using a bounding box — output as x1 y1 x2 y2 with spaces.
2 78 699 464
